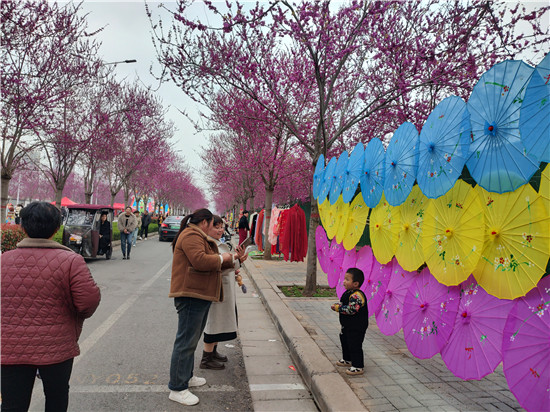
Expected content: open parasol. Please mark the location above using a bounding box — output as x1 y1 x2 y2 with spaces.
320 195 346 240
540 163 550 214
369 193 401 264
330 151 349 205
502 275 550 412
342 193 370 251
403 267 460 359
422 180 485 286
395 185 428 271
312 154 326 200
360 137 386 208
336 248 358 298
375 259 417 335
473 184 549 300
466 60 538 193
335 198 350 245
318 156 337 202
364 256 393 317
315 225 331 274
520 52 550 163
441 275 514 380
417 96 471 199
384 122 419 206
326 238 345 288
342 143 365 203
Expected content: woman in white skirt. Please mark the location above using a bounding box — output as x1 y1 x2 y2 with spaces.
201 215 247 369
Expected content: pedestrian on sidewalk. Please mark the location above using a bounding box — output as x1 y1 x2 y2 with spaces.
168 208 238 406
140 209 151 240
132 210 141 247
201 215 248 370
117 206 137 260
238 210 249 245
1 201 101 412
331 267 369 376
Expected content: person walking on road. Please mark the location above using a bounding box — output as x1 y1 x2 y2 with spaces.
132 210 141 247
118 206 137 260
168 208 238 406
1 201 101 412
139 209 152 240
238 210 249 246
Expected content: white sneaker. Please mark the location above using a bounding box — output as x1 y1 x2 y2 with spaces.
188 376 206 387
169 389 199 406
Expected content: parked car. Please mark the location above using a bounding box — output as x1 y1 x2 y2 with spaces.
158 215 184 241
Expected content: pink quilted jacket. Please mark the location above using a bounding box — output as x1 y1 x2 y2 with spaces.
1 238 101 365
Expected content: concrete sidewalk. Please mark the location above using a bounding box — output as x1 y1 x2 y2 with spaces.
241 257 523 412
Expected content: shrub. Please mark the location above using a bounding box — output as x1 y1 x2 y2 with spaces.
1 224 27 253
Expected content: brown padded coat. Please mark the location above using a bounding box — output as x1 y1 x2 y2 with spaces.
169 224 233 302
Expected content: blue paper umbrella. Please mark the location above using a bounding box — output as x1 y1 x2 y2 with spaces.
318 156 337 201
520 52 550 163
417 96 471 198
466 60 538 193
342 143 365 203
384 122 419 206
360 138 385 208
312 153 325 200
329 151 349 204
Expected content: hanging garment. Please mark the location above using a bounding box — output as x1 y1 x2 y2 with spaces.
254 210 265 252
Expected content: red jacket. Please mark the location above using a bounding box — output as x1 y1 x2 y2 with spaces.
1 238 101 365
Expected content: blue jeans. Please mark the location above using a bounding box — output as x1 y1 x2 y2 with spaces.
132 228 139 246
120 231 133 257
169 297 211 391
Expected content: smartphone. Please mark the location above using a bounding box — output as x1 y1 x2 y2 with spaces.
239 236 253 249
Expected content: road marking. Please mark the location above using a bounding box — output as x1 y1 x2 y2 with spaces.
71 384 237 393
75 261 172 365
249 383 306 391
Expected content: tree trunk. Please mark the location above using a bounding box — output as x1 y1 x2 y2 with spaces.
250 195 255 212
1 174 12 221
303 190 320 296
262 186 273 260
110 192 116 207
123 186 130 208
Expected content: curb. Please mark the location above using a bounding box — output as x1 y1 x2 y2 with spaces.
242 260 365 412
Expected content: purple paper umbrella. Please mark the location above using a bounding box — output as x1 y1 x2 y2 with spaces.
440 275 514 380
355 245 374 283
316 225 331 273
375 259 417 335
403 268 460 359
336 247 357 298
364 256 392 317
326 238 345 288
502 275 550 412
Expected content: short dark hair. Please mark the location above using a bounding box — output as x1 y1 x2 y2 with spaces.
20 202 61 239
243 210 249 214
346 268 364 287
212 215 223 227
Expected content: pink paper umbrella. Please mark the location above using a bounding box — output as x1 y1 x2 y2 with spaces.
403 267 460 359
336 248 357 298
316 225 331 273
375 259 417 335
364 256 392 317
440 275 513 380
326 238 345 288
502 275 550 412
355 245 374 284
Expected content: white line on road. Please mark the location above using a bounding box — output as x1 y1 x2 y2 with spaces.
70 384 237 393
249 383 306 391
75 261 172 365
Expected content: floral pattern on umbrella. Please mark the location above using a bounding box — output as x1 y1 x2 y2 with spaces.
363 255 392 317
330 150 349 205
326 238 345 288
342 143 365 203
361 137 386 208
369 193 401 264
342 193 370 251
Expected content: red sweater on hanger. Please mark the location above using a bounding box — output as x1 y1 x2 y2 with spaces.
281 204 308 262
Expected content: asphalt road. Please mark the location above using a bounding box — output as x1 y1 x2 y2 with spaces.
29 236 254 412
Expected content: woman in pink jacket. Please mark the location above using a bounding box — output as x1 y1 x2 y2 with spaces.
1 202 101 412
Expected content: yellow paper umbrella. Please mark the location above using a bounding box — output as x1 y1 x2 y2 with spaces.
321 195 346 240
539 163 549 213
343 193 370 251
335 198 350 244
369 193 400 264
395 186 428 271
318 198 330 233
422 180 484 286
473 184 550 299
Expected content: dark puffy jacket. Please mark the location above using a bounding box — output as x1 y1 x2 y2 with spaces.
1 238 101 365
141 213 152 227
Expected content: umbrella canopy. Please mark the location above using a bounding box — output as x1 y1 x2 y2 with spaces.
384 122 419 206
336 248 358 298
417 96 471 199
422 180 485 286
335 198 350 244
326 238 345 288
364 256 392 317
473 184 549 300
315 225 331 274
355 245 374 284
342 143 365 203
441 275 514 380
318 156 337 202
395 186 428 271
342 193 370 251
319 196 345 240
329 151 349 205
540 163 550 213
520 52 550 163
312 154 326 200
369 193 401 264
502 275 550 412
360 137 386 208
466 60 538 193
375 259 417 335
403 267 460 359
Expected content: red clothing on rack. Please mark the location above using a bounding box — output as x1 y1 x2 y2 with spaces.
254 210 265 252
280 204 308 262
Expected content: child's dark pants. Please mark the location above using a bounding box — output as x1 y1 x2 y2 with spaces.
340 326 367 368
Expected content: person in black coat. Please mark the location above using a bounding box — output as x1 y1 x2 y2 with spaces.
97 212 111 255
238 211 249 246
139 210 152 240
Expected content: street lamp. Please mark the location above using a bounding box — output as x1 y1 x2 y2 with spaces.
104 59 137 65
